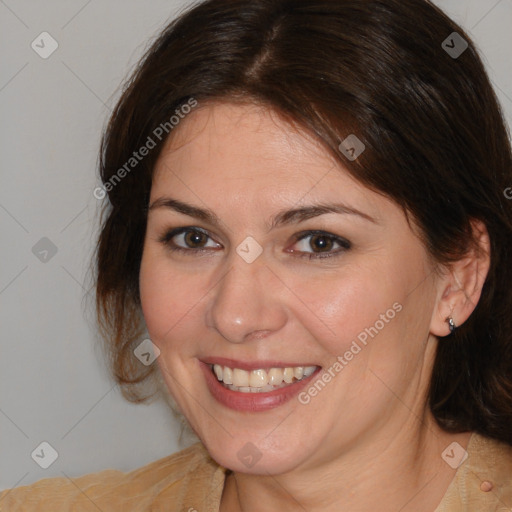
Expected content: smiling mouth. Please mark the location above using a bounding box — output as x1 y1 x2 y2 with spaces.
210 364 318 393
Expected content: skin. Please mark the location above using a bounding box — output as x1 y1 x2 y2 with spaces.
139 101 490 511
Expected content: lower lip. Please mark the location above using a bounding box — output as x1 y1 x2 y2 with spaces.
200 361 320 412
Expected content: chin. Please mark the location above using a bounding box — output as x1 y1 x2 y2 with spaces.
201 431 311 475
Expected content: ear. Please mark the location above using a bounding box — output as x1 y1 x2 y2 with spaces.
430 220 491 337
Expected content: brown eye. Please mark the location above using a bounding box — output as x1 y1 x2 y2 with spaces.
289 230 351 259
183 230 208 248
309 234 334 253
159 227 221 252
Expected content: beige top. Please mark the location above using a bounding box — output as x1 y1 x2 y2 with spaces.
1 432 511 511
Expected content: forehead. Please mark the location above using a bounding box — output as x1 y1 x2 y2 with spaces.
150 101 389 223
154 101 333 177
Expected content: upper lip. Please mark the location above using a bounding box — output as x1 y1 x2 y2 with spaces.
201 357 319 371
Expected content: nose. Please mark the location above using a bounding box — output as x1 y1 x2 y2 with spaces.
205 253 288 344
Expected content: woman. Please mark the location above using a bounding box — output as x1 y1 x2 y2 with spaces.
2 0 511 510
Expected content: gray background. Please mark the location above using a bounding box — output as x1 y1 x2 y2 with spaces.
1 0 511 491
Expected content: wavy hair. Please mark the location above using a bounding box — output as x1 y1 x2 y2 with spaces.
96 0 512 445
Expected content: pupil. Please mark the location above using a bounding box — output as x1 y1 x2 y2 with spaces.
311 234 332 252
186 231 205 247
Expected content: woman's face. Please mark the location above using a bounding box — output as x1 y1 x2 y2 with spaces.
139 102 441 474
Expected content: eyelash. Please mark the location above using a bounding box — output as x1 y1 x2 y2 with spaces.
158 227 351 260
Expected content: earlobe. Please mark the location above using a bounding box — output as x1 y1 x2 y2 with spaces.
430 220 491 337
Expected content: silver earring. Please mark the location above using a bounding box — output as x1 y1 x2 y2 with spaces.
446 317 456 334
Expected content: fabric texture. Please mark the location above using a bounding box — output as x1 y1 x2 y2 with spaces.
1 432 511 511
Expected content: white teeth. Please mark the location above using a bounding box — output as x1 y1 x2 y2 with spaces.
212 363 317 393
232 368 249 387
223 366 233 385
304 366 316 377
249 369 267 388
268 368 283 386
283 367 294 383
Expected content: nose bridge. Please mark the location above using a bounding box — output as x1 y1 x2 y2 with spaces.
206 253 286 343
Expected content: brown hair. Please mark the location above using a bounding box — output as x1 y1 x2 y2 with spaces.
96 0 512 445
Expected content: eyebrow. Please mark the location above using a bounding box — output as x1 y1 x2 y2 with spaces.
148 197 378 230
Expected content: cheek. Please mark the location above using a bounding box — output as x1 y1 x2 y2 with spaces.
293 263 400 358
139 249 203 350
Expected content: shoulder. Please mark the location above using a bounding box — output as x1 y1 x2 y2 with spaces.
0 442 226 512
436 432 512 512
466 433 512 497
